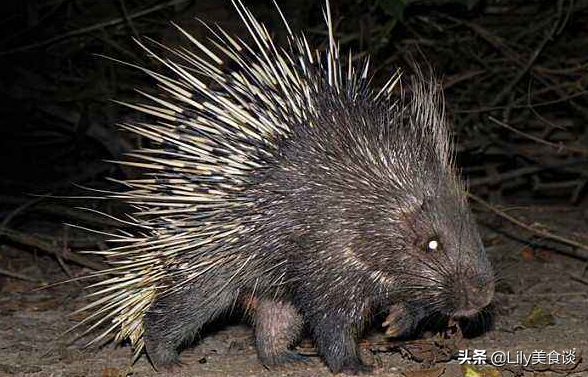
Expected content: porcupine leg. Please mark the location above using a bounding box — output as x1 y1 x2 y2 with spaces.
310 309 373 375
253 299 305 366
143 284 238 369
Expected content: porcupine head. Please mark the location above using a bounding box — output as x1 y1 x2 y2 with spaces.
73 0 495 375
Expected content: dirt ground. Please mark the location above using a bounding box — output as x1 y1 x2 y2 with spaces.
1 206 587 377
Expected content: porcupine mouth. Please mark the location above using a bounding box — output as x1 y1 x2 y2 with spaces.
450 281 495 319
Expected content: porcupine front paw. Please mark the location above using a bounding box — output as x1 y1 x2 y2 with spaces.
383 303 425 337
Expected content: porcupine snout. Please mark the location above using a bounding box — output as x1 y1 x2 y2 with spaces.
453 270 494 318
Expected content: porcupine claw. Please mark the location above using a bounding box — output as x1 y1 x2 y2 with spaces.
383 304 424 338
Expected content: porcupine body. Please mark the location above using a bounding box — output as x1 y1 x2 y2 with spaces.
78 0 495 374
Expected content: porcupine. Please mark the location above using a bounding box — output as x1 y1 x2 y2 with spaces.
75 0 495 374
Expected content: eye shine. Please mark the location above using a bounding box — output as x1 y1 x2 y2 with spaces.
427 239 440 252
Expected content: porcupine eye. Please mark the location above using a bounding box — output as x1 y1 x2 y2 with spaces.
425 237 442 253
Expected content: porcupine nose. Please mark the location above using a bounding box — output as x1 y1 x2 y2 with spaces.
453 275 495 318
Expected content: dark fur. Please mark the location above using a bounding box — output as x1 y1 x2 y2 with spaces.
142 76 495 374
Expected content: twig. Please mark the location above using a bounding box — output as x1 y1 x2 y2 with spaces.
0 267 42 283
566 272 588 286
1 196 122 228
118 0 140 39
450 0 566 126
468 159 586 188
489 116 588 155
454 90 588 114
0 195 47 232
0 0 192 56
468 193 588 259
1 228 107 271
56 225 79 284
